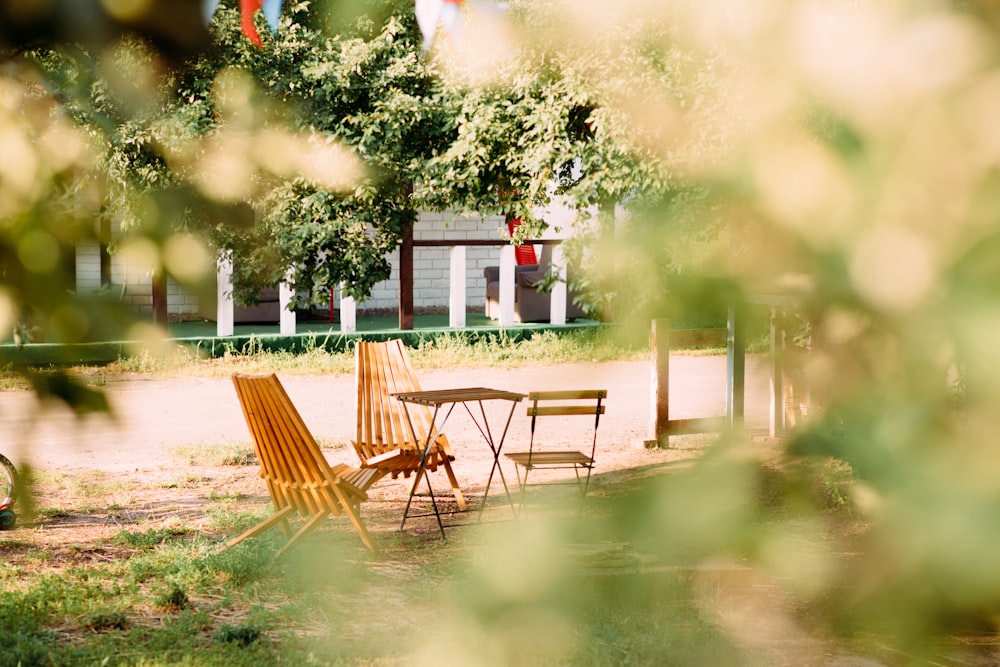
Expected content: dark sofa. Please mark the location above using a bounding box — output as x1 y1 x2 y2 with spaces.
483 246 586 323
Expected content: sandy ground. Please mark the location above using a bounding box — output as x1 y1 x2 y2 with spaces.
5 359 994 666
0 355 771 478
0 353 768 564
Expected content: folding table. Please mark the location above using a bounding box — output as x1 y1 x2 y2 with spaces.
392 387 525 541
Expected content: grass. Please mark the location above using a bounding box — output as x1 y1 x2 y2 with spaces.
173 327 653 377
0 468 293 665
17 319 707 420
0 320 768 392
0 442 878 667
0 327 852 665
0 326 680 387
171 442 258 467
2 449 988 665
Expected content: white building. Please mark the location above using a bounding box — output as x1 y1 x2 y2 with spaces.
74 211 513 320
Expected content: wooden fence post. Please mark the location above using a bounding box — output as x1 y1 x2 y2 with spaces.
152 270 168 327
498 245 516 327
769 306 784 438
340 286 356 333
726 304 746 426
279 269 296 335
549 243 568 325
644 318 671 448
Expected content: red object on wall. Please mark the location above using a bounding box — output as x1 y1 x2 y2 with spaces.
507 217 538 266
240 0 264 47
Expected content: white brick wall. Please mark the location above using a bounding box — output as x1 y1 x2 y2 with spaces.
77 209 554 319
356 211 505 312
75 240 102 292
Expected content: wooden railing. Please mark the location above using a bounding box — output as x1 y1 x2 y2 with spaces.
213 239 572 336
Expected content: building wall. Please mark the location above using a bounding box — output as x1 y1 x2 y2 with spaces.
74 211 514 319
75 239 200 320
75 240 102 293
358 211 504 312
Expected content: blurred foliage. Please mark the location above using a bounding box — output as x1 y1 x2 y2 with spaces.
530 0 1000 660
0 4 220 409
0 0 211 65
8 0 1000 662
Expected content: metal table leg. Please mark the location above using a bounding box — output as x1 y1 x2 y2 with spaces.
399 402 457 541
464 398 520 521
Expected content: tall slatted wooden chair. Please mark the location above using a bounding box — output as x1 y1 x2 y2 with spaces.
504 390 607 514
354 339 467 510
227 373 383 555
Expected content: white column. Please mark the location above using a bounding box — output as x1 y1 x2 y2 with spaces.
498 245 516 327
449 245 467 328
216 254 234 337
549 243 568 325
340 286 356 333
279 270 296 335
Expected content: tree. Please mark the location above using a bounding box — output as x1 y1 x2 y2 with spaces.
0 1 221 409
72 1 663 313
192 2 453 304
520 0 1000 656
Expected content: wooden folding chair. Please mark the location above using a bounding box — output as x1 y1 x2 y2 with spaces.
504 390 607 514
226 373 383 555
353 339 467 510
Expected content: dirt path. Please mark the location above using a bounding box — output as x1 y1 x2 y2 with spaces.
0 355 770 476
0 353 767 562
0 356 868 667
5 358 993 667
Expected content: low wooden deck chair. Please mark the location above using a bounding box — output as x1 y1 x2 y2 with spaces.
505 390 607 514
227 373 383 555
354 339 467 510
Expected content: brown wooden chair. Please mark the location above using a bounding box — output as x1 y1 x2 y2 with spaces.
226 373 383 555
504 390 607 514
354 339 467 510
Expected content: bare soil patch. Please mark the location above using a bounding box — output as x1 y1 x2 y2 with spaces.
0 358 746 557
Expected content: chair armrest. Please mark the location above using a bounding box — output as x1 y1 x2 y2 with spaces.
485 264 541 283
516 270 547 289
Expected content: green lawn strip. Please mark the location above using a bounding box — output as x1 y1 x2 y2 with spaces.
0 319 776 390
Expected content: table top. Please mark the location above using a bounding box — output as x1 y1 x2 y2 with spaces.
392 387 526 407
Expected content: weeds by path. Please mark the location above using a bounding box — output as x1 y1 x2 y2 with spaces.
0 440 924 667
1 328 659 390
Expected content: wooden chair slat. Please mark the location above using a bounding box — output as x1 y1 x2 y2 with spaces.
527 405 607 417
528 390 607 401
353 339 466 510
506 451 594 466
505 389 608 515
226 373 384 555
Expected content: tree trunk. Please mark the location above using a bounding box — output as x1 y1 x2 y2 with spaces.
399 225 414 330
152 270 168 326
99 217 112 288
597 198 616 321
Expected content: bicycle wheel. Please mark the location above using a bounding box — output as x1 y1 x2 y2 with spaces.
0 453 16 509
